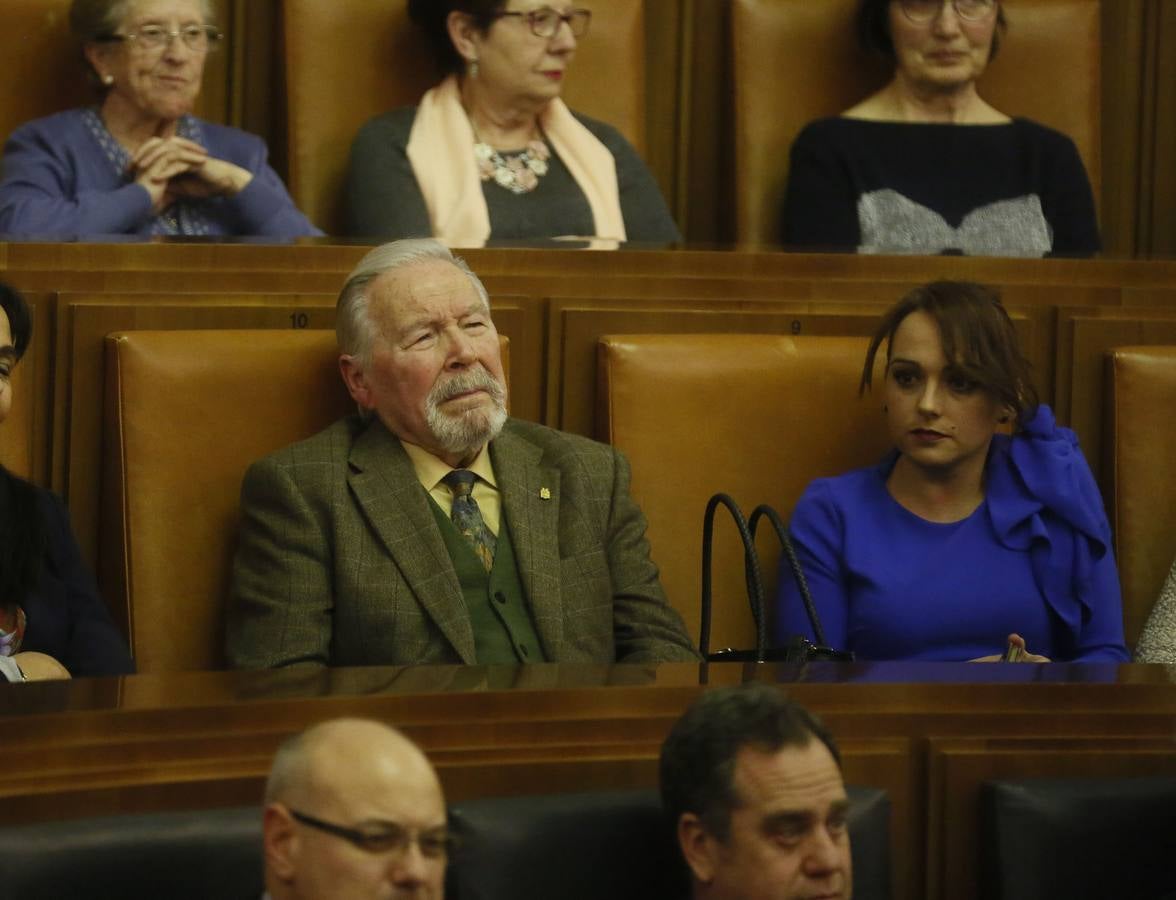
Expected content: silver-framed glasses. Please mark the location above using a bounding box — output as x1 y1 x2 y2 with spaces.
104 25 223 53
899 0 998 24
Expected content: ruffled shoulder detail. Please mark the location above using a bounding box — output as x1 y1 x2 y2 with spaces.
985 405 1111 655
986 404 1110 552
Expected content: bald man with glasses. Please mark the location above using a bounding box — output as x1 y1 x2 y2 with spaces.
262 719 450 900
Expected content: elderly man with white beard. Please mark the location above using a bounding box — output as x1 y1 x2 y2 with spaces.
226 239 697 669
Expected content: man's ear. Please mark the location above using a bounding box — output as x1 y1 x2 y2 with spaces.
263 803 299 882
446 10 481 66
339 354 371 409
678 812 719 885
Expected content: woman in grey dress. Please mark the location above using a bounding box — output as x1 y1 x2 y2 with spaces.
345 1 679 245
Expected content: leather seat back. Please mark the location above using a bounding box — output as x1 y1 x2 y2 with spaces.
1104 345 1176 648
0 0 92 147
101 330 353 671
0 805 262 900
597 334 892 653
448 785 891 900
982 777 1176 900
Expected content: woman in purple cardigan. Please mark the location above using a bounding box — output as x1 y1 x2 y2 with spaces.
776 281 1129 663
0 0 320 239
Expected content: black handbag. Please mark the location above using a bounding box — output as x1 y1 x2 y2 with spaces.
699 493 852 664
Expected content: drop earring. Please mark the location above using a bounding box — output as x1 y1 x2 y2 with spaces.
468 58 479 79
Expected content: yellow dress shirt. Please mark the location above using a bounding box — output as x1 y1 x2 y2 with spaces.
400 440 501 536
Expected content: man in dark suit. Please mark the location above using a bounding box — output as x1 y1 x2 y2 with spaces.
660 684 853 900
226 238 697 668
263 718 448 900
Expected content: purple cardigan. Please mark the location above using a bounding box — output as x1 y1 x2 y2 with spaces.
0 108 322 239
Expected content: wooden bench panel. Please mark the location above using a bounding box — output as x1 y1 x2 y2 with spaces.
5 242 1176 288
1056 306 1176 482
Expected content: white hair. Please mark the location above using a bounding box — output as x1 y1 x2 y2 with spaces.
335 238 491 368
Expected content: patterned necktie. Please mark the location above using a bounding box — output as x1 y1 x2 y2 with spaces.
442 469 497 572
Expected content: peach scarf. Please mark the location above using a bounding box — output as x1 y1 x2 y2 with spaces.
405 75 626 246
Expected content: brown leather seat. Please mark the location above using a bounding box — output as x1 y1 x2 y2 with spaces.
282 0 646 236
0 0 91 147
732 0 1102 245
597 333 892 652
100 330 352 671
101 329 510 672
1104 346 1176 649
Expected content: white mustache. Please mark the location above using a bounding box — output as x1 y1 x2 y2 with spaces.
428 367 506 407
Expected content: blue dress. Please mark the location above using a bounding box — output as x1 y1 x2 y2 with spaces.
0 108 322 239
775 406 1129 662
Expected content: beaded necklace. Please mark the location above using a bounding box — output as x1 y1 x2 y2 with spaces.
473 127 551 195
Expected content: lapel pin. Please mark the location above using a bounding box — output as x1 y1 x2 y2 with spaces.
539 487 552 500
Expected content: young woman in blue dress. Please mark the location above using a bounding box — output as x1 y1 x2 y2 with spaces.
776 281 1129 662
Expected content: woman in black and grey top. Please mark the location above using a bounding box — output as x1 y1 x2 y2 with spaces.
781 0 1098 257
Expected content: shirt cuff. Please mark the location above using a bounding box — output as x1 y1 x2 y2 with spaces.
0 656 25 683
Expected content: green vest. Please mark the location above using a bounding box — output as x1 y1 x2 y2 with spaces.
429 500 546 665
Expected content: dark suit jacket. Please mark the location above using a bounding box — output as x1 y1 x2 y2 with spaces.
2 478 134 677
225 416 697 667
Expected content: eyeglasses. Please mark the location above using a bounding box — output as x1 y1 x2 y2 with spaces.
899 0 998 23
289 810 457 858
494 7 592 39
104 25 223 53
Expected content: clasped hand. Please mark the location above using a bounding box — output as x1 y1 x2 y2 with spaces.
130 136 253 215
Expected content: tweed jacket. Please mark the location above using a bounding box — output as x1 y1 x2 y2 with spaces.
1136 558 1176 663
225 416 697 668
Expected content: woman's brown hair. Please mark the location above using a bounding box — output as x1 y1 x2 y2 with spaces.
859 280 1039 426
